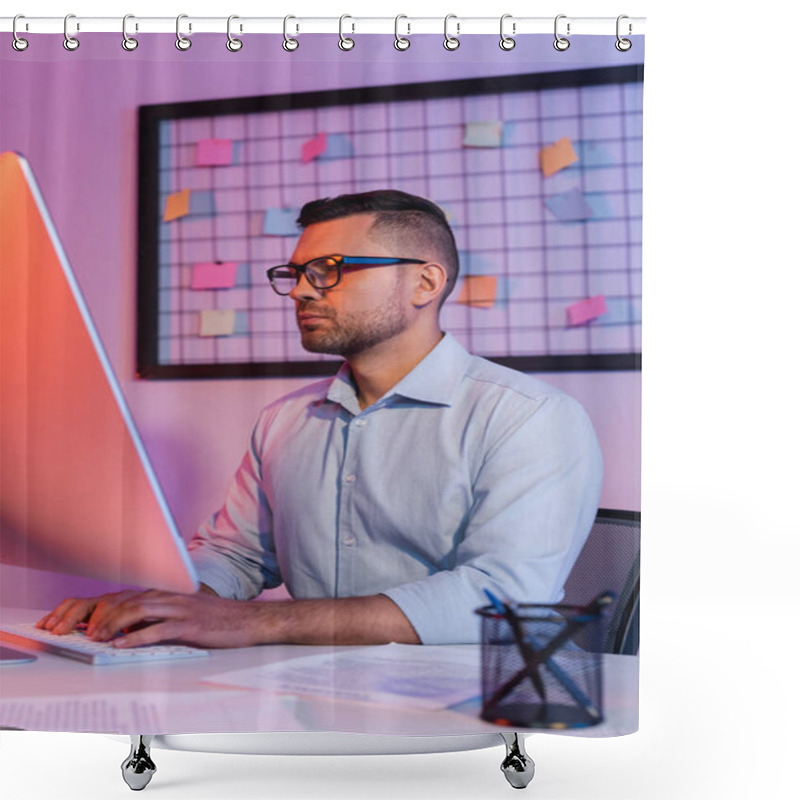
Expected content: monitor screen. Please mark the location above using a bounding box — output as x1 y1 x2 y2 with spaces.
0 151 198 595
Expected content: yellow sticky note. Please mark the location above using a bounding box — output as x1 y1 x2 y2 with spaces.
463 121 504 148
456 276 498 308
539 137 579 177
199 309 236 337
164 189 191 222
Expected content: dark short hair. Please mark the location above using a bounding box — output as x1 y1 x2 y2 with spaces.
297 190 460 304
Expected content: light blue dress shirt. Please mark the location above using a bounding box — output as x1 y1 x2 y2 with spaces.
188 334 603 644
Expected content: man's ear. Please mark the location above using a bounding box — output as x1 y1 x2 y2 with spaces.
411 262 449 309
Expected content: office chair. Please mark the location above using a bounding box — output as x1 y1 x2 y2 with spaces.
561 508 641 655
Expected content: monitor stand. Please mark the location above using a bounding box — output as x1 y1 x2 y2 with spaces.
0 645 37 665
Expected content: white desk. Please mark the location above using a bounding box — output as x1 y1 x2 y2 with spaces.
1 608 638 740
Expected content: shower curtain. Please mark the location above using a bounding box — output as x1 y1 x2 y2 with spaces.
0 23 643 745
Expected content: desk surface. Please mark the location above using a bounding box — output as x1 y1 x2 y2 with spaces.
0 608 638 738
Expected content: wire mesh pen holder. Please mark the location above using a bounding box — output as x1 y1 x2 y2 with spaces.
476 602 605 729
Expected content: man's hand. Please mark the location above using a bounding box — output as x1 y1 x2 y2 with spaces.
36 588 261 649
37 590 140 636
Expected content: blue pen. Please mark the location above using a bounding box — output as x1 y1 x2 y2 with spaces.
484 589 547 702
483 589 600 720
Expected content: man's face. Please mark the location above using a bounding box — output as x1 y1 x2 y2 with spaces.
288 214 414 358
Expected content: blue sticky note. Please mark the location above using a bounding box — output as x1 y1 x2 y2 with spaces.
574 141 614 167
189 190 216 217
263 208 300 236
159 123 172 148
159 171 172 194
158 338 171 364
231 141 244 165
585 193 615 219
318 133 354 160
597 297 632 326
234 262 251 288
233 310 249 335
544 188 594 222
460 251 493 276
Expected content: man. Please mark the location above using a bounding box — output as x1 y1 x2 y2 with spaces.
37 190 602 648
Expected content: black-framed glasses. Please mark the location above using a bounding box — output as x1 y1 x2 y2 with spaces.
266 254 427 296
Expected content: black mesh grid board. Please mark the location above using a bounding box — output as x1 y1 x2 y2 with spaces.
137 66 643 378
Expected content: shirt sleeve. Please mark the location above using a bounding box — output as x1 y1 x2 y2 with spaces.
187 412 282 600
382 393 603 645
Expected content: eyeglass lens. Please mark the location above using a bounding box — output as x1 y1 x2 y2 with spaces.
270 257 340 295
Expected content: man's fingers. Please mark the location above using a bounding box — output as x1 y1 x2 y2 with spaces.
51 601 92 634
86 595 181 642
34 590 182 638
36 592 249 649
83 591 150 637
113 621 182 649
36 597 77 628
38 598 96 634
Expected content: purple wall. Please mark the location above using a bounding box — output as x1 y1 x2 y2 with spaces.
1 34 642 607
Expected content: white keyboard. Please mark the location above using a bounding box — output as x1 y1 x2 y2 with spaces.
0 622 209 666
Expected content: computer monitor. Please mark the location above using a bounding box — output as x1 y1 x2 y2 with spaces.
0 151 199 595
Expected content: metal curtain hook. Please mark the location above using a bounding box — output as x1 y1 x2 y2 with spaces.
554 14 570 51
339 15 354 50
444 14 460 51
394 15 410 51
227 15 243 51
12 14 29 51
176 14 191 51
283 15 299 51
500 14 515 51
63 13 79 51
122 14 138 51
615 14 632 51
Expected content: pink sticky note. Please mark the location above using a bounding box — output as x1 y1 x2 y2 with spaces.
567 295 607 326
196 139 234 166
301 132 327 164
190 262 238 290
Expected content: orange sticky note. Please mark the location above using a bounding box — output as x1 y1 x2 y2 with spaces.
163 189 190 222
456 276 498 308
540 137 579 178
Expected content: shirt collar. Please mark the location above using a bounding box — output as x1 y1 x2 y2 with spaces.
325 333 472 413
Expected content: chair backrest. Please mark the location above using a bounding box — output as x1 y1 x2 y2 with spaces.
561 509 640 654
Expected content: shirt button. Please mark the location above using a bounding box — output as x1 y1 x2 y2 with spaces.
344 473 357 483
343 537 356 547
354 419 367 427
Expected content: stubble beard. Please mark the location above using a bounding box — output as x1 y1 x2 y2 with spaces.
297 291 409 358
